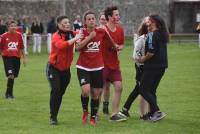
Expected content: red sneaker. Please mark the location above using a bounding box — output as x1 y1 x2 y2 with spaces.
90 118 96 125
82 111 88 124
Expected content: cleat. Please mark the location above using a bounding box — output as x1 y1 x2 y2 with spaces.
82 111 88 124
50 118 58 125
90 118 96 125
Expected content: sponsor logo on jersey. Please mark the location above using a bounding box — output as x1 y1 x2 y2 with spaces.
7 42 18 51
49 74 53 79
85 41 100 52
81 78 86 84
8 70 12 74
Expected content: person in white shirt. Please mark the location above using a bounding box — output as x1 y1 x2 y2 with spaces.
120 17 149 120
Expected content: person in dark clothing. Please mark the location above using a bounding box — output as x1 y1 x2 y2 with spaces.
47 17 57 53
0 18 7 35
46 15 83 125
137 14 169 122
31 17 44 53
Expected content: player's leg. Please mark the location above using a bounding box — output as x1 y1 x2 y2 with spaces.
33 33 37 53
77 68 90 124
89 70 103 125
46 64 61 125
3 56 15 99
102 82 110 114
38 34 42 53
110 69 126 121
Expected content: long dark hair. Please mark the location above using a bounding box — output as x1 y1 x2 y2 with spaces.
149 14 169 43
138 18 148 36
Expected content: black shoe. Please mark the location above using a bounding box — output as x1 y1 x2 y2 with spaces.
140 112 151 121
5 94 14 99
50 117 58 125
110 112 127 122
103 102 109 115
120 110 130 118
149 111 166 122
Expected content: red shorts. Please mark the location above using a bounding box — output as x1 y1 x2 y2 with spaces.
103 67 122 83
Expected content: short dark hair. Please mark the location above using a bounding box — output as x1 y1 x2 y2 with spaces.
104 6 118 21
56 15 68 30
56 15 68 23
8 20 16 26
83 10 96 21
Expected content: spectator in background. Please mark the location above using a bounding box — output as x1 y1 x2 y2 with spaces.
0 16 7 35
98 13 107 28
73 15 83 31
196 22 200 47
5 15 14 30
22 16 30 55
16 19 23 34
47 17 57 53
31 16 44 54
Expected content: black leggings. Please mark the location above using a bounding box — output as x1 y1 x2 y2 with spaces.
139 68 165 113
123 64 143 110
46 64 71 119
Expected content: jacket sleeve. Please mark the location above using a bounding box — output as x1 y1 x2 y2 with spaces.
52 34 71 49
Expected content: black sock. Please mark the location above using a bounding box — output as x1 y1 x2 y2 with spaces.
103 101 109 108
6 78 14 96
81 95 89 112
91 99 99 119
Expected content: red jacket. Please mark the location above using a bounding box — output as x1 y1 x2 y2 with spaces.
48 31 74 71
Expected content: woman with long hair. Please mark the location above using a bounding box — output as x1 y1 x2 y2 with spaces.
138 14 169 122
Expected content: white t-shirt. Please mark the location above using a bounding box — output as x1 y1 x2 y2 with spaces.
133 34 146 66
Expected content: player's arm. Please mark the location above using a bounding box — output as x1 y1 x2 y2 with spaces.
53 32 82 49
0 35 5 55
138 32 155 63
20 49 27 66
137 52 154 63
75 31 96 50
19 34 27 66
104 30 119 50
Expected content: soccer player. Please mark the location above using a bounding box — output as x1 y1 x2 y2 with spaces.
102 6 126 121
98 13 107 28
0 20 26 99
137 14 169 122
46 15 82 125
76 10 118 125
120 17 149 120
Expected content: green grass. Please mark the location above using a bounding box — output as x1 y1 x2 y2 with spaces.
0 42 200 134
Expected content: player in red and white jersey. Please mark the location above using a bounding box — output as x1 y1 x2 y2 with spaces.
102 6 126 121
76 10 118 125
0 20 26 99
46 15 83 125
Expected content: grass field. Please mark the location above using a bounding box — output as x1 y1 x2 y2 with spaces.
0 41 200 134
